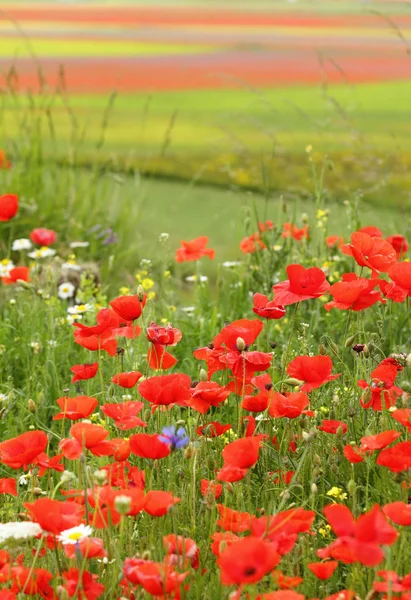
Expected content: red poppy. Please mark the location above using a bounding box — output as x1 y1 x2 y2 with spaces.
318 504 397 566
0 194 18 222
253 293 286 320
196 422 232 438
30 228 56 246
163 534 199 569
376 441 411 472
282 222 309 241
111 371 142 389
257 593 305 600
358 225 383 237
317 420 347 434
258 220 274 232
217 465 249 483
218 536 280 585
214 319 263 351
129 433 170 460
147 322 182 346
386 234 408 258
360 430 401 452
242 389 270 413
0 430 48 469
144 491 180 516
102 461 145 489
175 236 215 262
343 444 364 464
217 505 252 533
0 478 17 497
102 401 146 430
358 362 403 411
113 325 142 339
1 267 30 285
341 232 397 273
240 233 266 254
139 373 192 408
324 273 384 312
24 498 85 535
326 235 344 249
53 396 98 421
211 532 240 556
59 423 115 460
0 150 11 169
64 537 106 560
62 569 104 600
386 261 411 301
123 559 188 596
74 329 117 357
73 308 120 338
373 570 411 594
307 561 338 580
222 435 263 469
200 479 223 499
391 408 411 431
110 294 146 322
269 392 310 419
273 264 329 306
383 501 411 526
252 508 315 552
271 570 303 590
0 591 15 600
70 362 98 383
8 567 54 597
287 355 340 392
146 345 178 370
190 381 230 414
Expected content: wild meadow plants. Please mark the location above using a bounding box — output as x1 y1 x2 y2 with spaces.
0 149 411 600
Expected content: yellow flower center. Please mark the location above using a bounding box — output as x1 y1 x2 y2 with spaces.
68 532 83 541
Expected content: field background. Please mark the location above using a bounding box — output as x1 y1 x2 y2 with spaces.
1 0 411 265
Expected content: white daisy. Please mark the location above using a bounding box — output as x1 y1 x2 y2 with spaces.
70 241 89 249
61 261 82 272
58 524 93 545
0 259 14 277
28 247 56 259
185 275 208 283
0 522 42 544
58 282 75 300
222 261 241 268
67 304 93 315
12 238 32 251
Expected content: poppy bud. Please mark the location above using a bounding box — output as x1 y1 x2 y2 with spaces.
137 285 145 302
28 399 36 413
329 341 339 357
33 487 43 496
225 482 234 494
280 490 290 501
205 491 215 509
407 353 411 368
175 419 185 426
336 425 344 437
199 368 208 382
301 213 309 224
283 378 303 387
142 550 151 560
236 337 246 352
348 408 356 418
114 495 132 516
184 445 195 459
207 343 214 350
311 483 318 495
318 344 327 356
313 467 322 478
56 586 69 600
347 479 356 496
313 454 321 466
259 507 265 515
93 469 107 486
361 387 372 405
332 393 339 404
270 341 277 349
344 335 356 347
61 470 76 484
37 391 45 406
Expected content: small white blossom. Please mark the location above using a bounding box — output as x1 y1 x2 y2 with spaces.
159 233 169 243
67 304 93 315
19 474 30 486
28 247 56 259
9 299 16 305
70 241 89 249
185 275 208 283
0 393 8 403
180 306 195 314
48 340 57 348
62 261 82 271
12 239 32 251
0 259 14 277
0 522 42 544
222 261 241 268
58 524 93 545
58 282 75 300
66 314 82 324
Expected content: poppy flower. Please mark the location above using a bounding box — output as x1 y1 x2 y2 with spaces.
383 501 411 526
0 430 48 470
53 396 98 421
240 233 266 254
222 435 263 469
196 422 232 438
317 420 347 434
360 430 401 452
70 362 98 383
358 225 383 237
193 344 227 379
30 228 56 246
175 236 215 262
341 232 396 273
253 293 286 320
146 345 178 370
307 561 338 580
74 329 117 357
59 423 115 460
318 504 398 566
147 321 182 346
1 267 30 285
287 355 340 392
386 234 408 258
216 465 249 482
242 390 270 413
0 478 17 497
190 381 230 414
269 392 310 419
113 325 142 339
24 498 85 535
0 194 18 222
111 371 142 389
102 401 146 430
200 479 223 499
8 567 54 597
258 220 274 232
326 235 344 249
211 532 240 557
73 308 120 338
218 536 280 585
62 569 104 600
324 273 384 312
373 570 411 594
386 261 411 301
129 433 170 460
376 441 411 472
123 559 188 596
144 491 180 516
271 570 303 590
391 408 411 431
110 294 146 322
258 592 305 600
343 444 364 464
358 362 403 411
64 537 106 560
282 223 309 241
214 319 263 351
273 264 329 306
252 508 315 551
139 373 192 408
163 534 200 569
216 505 252 533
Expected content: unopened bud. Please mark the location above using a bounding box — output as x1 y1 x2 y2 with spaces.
313 454 322 466
280 490 290 501
142 550 151 560
318 344 327 356
93 469 107 486
270 341 277 349
332 394 339 404
114 495 132 516
137 285 145 302
311 483 318 495
336 426 344 437
37 391 45 405
284 378 303 387
329 341 339 357
205 491 215 509
61 470 76 484
33 487 43 496
344 335 356 348
236 337 246 352
361 387 372 405
28 399 36 413
56 586 69 600
225 482 234 494
184 445 195 459
406 353 411 368
347 480 356 496
199 368 208 382
143 409 151 422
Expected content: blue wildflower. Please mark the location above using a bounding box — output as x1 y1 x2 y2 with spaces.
159 425 189 451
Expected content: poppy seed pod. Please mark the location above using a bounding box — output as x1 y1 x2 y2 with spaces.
115 495 132 516
199 368 208 382
236 337 246 352
137 285 145 302
93 469 108 486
